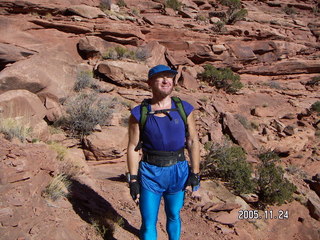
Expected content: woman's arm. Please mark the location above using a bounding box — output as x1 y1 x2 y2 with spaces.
186 111 200 174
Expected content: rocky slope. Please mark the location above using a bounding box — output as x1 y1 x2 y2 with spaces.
0 0 320 239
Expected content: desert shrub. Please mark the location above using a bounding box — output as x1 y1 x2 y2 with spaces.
99 0 112 11
103 46 138 60
196 15 208 22
74 71 94 92
212 20 226 32
311 101 320 113
201 143 255 194
219 0 247 24
227 8 247 24
0 118 31 142
116 0 127 7
199 64 243 93
257 151 297 205
48 141 67 161
42 174 71 201
283 6 296 15
59 93 116 136
306 75 320 86
165 0 182 11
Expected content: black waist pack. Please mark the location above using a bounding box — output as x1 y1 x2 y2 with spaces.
142 148 185 167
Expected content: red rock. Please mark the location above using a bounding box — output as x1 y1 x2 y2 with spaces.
213 209 240 226
66 5 106 19
83 126 128 160
222 112 260 153
30 19 92 34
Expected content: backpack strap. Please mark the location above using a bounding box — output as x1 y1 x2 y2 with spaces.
171 96 189 138
134 99 150 151
134 97 189 151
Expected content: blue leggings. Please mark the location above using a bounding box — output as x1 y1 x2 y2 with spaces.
139 187 185 240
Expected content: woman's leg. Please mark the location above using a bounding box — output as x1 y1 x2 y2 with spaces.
139 187 162 240
163 190 185 240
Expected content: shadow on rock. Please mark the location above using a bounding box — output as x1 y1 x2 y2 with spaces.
67 179 139 240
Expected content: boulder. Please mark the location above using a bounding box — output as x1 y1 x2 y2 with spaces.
141 41 167 67
0 90 49 140
0 43 37 70
307 193 320 221
66 5 106 19
222 112 260 153
178 66 199 89
0 49 78 100
78 36 123 59
96 60 149 89
83 126 128 161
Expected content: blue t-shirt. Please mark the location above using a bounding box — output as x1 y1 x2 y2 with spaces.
131 98 194 151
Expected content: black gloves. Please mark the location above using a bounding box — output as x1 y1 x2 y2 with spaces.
129 174 140 200
129 181 140 200
186 172 200 191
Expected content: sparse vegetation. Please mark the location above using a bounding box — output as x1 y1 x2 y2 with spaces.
202 144 297 206
257 152 297 205
311 101 320 113
116 0 127 8
219 0 248 24
103 46 148 61
99 0 112 11
199 64 243 93
48 141 68 161
74 71 94 92
0 118 31 142
165 0 182 11
196 15 208 22
212 20 226 32
57 93 116 137
306 75 320 87
42 174 71 201
283 6 296 15
201 143 255 194
235 114 257 130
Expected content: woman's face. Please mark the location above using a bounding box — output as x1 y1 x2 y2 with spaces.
148 72 175 97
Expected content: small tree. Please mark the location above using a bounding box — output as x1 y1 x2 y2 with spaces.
165 0 182 11
257 152 297 205
199 64 243 93
219 0 247 24
201 143 255 194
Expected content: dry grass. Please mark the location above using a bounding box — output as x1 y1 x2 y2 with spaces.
42 174 71 201
0 118 31 142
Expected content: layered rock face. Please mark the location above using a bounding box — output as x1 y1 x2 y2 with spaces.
0 0 320 239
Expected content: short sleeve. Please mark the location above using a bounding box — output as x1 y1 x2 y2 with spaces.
131 105 141 122
181 100 194 116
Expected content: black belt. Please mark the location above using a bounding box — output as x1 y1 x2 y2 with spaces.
142 148 185 167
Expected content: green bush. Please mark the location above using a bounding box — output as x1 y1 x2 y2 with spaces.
212 21 226 32
227 8 247 24
199 64 243 93
0 118 31 142
220 0 241 9
58 93 116 136
201 143 255 194
165 0 182 11
311 101 320 113
219 0 247 25
257 152 297 205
